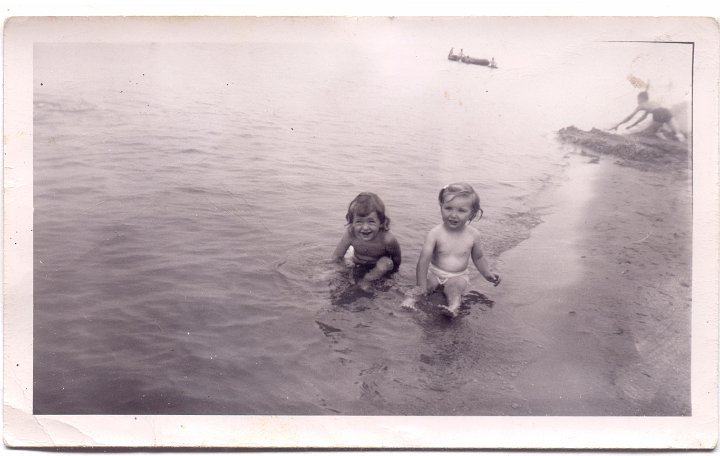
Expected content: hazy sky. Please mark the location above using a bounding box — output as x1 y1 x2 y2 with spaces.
33 17 695 133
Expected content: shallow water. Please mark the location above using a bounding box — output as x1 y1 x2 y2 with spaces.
32 39 691 414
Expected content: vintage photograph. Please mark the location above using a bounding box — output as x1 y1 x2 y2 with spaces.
4 16 718 448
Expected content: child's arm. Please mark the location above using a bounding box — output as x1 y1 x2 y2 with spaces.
415 231 436 292
627 110 649 129
471 234 501 286
401 231 434 309
385 233 402 272
401 230 435 310
611 108 640 130
332 228 353 262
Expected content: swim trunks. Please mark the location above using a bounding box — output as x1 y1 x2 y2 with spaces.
428 263 470 285
652 107 672 123
352 256 377 267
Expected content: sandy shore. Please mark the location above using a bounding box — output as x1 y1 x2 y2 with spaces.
494 136 691 415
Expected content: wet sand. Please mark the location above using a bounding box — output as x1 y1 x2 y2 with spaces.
494 133 691 415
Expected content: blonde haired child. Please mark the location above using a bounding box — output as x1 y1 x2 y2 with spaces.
405 183 500 316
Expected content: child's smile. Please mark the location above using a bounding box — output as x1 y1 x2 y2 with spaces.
441 196 474 230
352 212 381 241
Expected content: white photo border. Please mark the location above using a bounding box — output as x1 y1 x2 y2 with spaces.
3 16 718 449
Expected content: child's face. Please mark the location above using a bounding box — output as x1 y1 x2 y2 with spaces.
441 195 474 230
351 211 382 241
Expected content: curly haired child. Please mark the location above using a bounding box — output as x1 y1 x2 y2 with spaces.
332 192 401 290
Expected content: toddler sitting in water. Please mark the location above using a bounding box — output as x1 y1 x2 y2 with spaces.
332 192 402 291
404 182 500 317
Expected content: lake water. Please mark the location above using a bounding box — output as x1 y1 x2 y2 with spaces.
32 39 691 414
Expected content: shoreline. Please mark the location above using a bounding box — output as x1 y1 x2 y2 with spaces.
493 149 691 415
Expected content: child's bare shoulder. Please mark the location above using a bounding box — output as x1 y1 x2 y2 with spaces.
382 230 398 244
467 225 482 235
427 224 445 237
467 225 483 240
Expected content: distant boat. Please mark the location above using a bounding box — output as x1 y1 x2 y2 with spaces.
448 48 497 68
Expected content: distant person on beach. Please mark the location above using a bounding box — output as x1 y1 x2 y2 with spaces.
610 91 683 141
403 183 500 317
333 192 401 291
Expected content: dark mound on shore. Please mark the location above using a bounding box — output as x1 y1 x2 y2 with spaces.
557 126 690 169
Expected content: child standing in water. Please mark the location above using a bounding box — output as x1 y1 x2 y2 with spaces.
332 192 401 291
405 183 500 317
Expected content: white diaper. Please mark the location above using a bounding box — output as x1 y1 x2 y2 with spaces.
428 263 470 285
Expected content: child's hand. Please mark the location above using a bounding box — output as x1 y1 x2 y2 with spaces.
331 260 347 272
405 286 425 301
401 286 425 310
401 296 418 310
406 286 425 297
490 274 501 287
